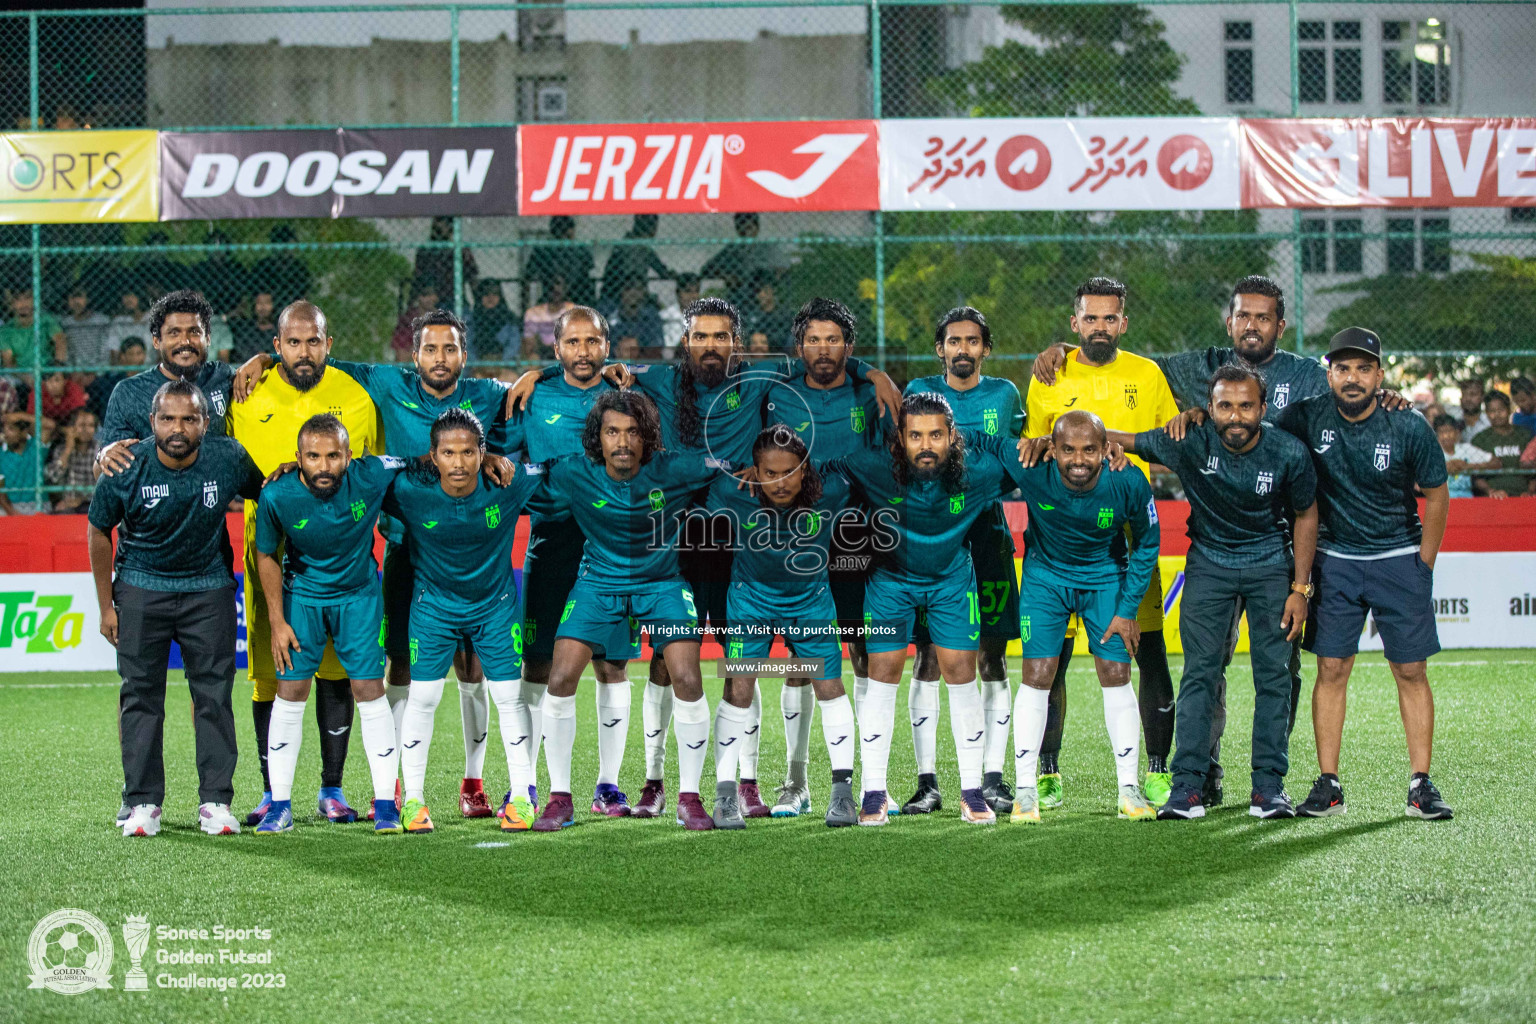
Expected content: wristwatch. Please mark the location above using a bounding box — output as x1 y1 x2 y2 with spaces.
1290 581 1315 599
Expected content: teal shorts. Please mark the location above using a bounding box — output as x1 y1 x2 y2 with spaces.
1019 575 1130 663
725 581 841 681
914 515 1020 645
521 516 586 662
555 574 699 659
864 567 979 654
278 585 387 682
409 588 523 682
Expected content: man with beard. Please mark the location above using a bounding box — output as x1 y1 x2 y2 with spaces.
1274 330 1452 820
97 290 235 453
747 300 879 818
1024 277 1181 810
235 308 523 822
542 297 900 819
819 394 1111 826
1003 411 1160 824
713 427 859 828
900 307 1024 817
1089 365 1320 820
531 390 727 832
88 379 266 837
517 306 631 818
384 409 546 834
252 416 408 834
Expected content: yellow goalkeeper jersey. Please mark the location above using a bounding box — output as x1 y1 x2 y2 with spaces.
1024 348 1180 479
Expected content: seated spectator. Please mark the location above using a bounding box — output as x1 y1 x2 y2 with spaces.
604 279 665 360
105 286 150 358
659 273 701 360
469 278 516 356
0 411 39 514
252 224 311 310
209 314 233 367
86 336 147 415
1435 414 1482 498
1511 377 1536 433
227 291 277 364
414 216 478 308
1456 378 1489 437
45 405 99 513
391 279 441 362
743 272 793 353
524 216 595 308
60 284 113 370
600 215 670 304
0 374 18 416
1470 390 1535 497
27 366 87 435
0 287 67 370
519 274 575 356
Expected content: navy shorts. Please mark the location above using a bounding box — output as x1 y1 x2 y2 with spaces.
1303 550 1440 664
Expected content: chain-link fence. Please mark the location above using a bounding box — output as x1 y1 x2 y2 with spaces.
2 0 1535 508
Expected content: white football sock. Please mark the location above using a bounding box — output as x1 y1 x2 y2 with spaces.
643 681 673 781
386 682 410 744
459 680 489 780
542 692 577 795
782 684 814 785
1013 685 1050 790
858 681 899 795
738 682 762 780
818 695 855 774
672 695 710 795
908 675 941 775
714 701 752 783
595 679 632 787
981 676 1012 774
487 679 534 796
400 678 445 803
520 680 545 782
356 695 399 802
267 697 306 803
946 679 985 790
1102 682 1141 788
852 675 869 720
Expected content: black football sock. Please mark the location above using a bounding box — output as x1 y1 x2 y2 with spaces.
253 698 273 792
1135 630 1175 763
315 677 354 789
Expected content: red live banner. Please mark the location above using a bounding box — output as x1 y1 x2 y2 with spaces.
517 120 879 215
1240 117 1536 208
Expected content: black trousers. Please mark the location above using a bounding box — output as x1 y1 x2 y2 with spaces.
116 581 239 807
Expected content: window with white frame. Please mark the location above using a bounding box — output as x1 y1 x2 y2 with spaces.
1298 19 1362 104
1386 211 1451 273
1224 21 1254 105
1382 19 1451 108
1301 214 1364 274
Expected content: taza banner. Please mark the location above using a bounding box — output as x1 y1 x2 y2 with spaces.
159 128 517 220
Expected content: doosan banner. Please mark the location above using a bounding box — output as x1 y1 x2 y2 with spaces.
518 120 880 215
879 118 1242 211
159 128 518 220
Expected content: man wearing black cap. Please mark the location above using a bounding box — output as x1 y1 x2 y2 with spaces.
1273 327 1453 820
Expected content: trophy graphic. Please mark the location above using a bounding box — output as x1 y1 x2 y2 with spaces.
122 915 150 991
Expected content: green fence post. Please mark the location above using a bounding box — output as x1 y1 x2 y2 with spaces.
29 12 42 510
1289 0 1306 356
451 5 464 317
870 0 886 365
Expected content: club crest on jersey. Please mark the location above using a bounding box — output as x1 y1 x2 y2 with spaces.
1273 383 1291 409
485 504 502 529
949 493 965 514
1374 443 1392 471
408 638 418 665
1020 615 1031 643
350 499 366 521
1124 384 1138 409
459 398 474 411
850 407 866 434
1097 507 1114 528
202 480 219 508
648 488 666 512
725 390 741 411
1256 471 1274 495
983 408 998 435
210 390 227 417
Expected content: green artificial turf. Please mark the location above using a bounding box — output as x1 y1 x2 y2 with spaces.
3 651 1533 1023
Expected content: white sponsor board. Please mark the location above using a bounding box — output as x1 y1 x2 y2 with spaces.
0 573 117 671
1354 552 1536 651
879 117 1241 211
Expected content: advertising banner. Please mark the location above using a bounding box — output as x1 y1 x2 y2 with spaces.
518 120 879 215
1355 552 1536 651
880 118 1241 212
1240 118 1536 208
0 131 158 223
159 127 518 220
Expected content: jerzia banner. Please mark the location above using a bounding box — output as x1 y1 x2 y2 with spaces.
159 127 517 220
